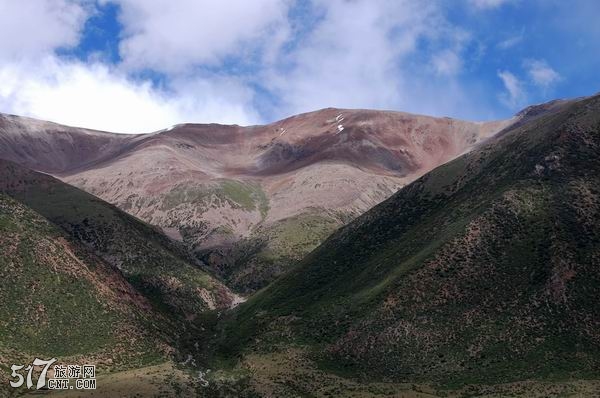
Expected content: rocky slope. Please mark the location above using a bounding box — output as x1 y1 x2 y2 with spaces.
215 94 600 394
0 109 510 292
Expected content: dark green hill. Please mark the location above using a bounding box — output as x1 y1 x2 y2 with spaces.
0 160 237 322
0 161 244 394
0 193 167 393
217 94 600 389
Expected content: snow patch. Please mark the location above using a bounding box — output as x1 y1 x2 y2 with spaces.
334 113 345 133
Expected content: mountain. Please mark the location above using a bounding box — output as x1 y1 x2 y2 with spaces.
0 159 246 394
0 159 244 387
1 96 597 396
0 190 167 394
214 95 600 395
0 110 510 292
0 114 139 174
0 159 238 317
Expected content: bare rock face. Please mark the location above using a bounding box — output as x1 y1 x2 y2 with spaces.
0 109 512 292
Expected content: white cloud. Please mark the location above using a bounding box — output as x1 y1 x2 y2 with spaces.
469 0 514 10
0 57 259 134
431 49 463 76
497 33 523 50
263 0 475 118
102 0 292 73
0 0 507 132
0 0 90 61
497 70 525 107
0 1 263 133
524 59 561 88
266 0 416 113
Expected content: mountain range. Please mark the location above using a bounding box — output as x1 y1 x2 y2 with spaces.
1 94 599 397
0 108 510 293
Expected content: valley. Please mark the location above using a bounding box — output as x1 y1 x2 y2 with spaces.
1 95 599 397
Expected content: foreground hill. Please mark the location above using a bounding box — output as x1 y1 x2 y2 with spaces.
0 160 237 318
0 160 243 394
0 193 167 394
215 95 600 395
0 110 510 292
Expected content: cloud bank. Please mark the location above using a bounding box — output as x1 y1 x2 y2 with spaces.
0 0 594 132
0 58 259 133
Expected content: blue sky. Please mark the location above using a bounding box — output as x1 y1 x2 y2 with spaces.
0 0 598 133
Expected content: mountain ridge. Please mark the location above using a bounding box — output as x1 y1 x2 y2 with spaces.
0 107 512 292
1 95 598 396
212 93 600 394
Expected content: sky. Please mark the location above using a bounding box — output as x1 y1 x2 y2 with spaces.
0 0 598 134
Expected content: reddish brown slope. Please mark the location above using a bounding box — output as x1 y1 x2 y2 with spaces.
0 113 148 174
0 108 512 292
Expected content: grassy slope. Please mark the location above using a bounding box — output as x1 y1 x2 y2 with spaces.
160 178 345 293
161 179 269 217
0 161 241 395
0 194 166 396
216 95 600 390
0 160 235 322
214 211 346 293
45 362 202 398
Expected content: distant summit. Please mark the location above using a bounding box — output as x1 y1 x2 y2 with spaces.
0 107 509 293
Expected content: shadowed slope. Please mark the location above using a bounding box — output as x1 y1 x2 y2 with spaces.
0 193 169 395
0 160 238 319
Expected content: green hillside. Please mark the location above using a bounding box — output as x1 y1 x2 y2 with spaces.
214 95 600 393
0 161 245 395
204 211 346 294
0 160 236 322
0 194 167 395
